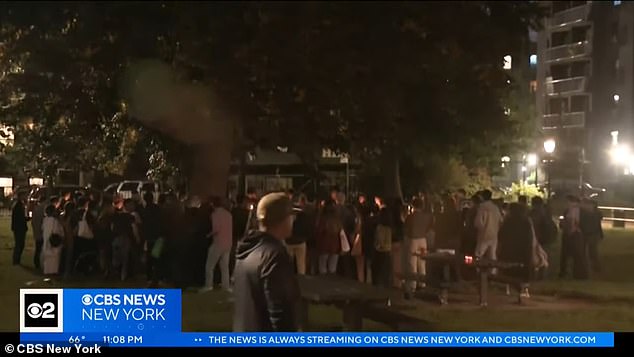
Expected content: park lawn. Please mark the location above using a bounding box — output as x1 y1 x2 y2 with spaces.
1 218 633 332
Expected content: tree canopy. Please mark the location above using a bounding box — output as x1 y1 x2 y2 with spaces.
0 1 544 196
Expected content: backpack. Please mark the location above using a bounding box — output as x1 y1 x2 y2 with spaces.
374 224 392 253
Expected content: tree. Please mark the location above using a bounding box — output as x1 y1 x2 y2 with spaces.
1 2 544 198
243 2 545 199
0 2 186 185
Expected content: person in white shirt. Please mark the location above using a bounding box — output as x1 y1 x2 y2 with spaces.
474 190 503 262
202 197 233 292
41 205 64 276
31 197 47 270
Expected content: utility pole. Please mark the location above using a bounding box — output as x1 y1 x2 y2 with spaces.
579 147 585 197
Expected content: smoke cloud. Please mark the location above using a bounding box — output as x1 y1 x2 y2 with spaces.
122 59 234 196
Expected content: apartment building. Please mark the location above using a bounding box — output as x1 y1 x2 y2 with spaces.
536 0 634 187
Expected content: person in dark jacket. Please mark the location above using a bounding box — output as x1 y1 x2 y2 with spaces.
72 196 98 274
11 192 30 265
498 203 534 293
286 194 313 275
31 196 47 270
581 199 603 273
233 192 299 332
230 194 250 276
142 192 164 286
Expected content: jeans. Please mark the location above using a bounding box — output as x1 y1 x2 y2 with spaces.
407 238 428 292
318 254 339 274
112 236 130 280
12 230 26 265
205 243 231 290
587 235 601 273
34 239 43 270
145 239 164 282
560 232 589 279
475 239 497 260
391 242 403 288
372 252 391 288
286 242 307 275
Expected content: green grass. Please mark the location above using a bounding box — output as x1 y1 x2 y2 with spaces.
1 218 634 332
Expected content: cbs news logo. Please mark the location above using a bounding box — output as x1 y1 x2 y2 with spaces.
20 289 64 332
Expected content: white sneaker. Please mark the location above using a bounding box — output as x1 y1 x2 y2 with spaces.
199 286 214 294
520 289 530 299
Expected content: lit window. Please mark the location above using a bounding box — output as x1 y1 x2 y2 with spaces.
503 55 512 70
530 54 537 66
611 131 619 146
614 0 622 5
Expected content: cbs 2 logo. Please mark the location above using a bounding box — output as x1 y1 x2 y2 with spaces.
26 302 56 319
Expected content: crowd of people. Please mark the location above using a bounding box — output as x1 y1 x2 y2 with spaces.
9 185 604 295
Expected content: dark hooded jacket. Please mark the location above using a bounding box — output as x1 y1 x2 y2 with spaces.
233 230 300 332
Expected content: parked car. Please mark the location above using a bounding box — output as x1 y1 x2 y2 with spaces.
103 183 120 196
113 180 170 203
549 180 606 199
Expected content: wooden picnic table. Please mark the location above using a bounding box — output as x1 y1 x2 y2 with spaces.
410 251 462 304
410 252 526 306
473 258 526 307
297 274 391 331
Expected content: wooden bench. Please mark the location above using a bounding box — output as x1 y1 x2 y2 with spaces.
474 259 527 307
397 272 451 305
360 304 432 331
297 275 391 331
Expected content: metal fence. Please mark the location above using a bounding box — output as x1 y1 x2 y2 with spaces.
598 206 634 228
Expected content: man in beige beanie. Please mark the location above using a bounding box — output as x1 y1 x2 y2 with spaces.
233 192 300 331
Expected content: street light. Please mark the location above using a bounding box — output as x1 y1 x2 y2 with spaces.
500 156 511 168
544 139 556 154
543 139 556 200
610 144 630 165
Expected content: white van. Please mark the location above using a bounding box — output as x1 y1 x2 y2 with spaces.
115 181 166 203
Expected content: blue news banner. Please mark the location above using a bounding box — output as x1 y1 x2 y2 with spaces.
19 289 614 348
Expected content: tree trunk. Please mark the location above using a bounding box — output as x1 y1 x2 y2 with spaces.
382 151 403 201
237 152 246 197
189 143 232 198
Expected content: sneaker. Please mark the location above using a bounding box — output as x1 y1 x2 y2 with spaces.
199 286 214 294
520 288 530 299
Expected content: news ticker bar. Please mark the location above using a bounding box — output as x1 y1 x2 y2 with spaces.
19 332 614 348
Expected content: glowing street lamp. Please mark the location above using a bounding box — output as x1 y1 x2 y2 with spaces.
527 153 538 167
500 156 511 168
543 139 556 199
544 139 556 154
610 144 631 165
611 131 619 146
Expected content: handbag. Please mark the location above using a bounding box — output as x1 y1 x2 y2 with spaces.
151 237 165 259
351 233 362 256
78 210 94 239
340 229 350 254
49 233 63 248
